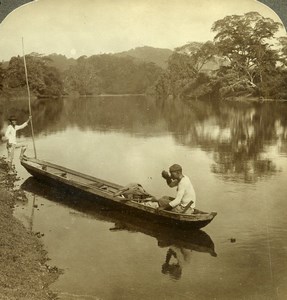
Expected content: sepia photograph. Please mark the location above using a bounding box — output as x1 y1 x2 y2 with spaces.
0 0 287 299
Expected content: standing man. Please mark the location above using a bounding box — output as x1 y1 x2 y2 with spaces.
4 115 31 174
158 164 196 214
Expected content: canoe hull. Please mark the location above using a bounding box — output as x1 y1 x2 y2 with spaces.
21 176 217 257
21 157 217 230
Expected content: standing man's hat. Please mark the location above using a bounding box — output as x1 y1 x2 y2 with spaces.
8 115 17 121
169 164 182 172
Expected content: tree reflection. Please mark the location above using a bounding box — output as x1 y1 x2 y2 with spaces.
2 96 287 184
0 98 64 136
60 95 164 136
158 97 287 183
0 96 166 138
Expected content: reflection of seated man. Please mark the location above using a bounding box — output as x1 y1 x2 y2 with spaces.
161 246 192 280
158 164 196 214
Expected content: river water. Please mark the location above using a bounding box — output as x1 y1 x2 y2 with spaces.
1 96 287 299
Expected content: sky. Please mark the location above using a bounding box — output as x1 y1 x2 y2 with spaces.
0 0 286 61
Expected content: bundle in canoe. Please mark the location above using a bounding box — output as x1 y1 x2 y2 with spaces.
20 155 217 229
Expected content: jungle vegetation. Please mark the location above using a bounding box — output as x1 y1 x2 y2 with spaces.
0 12 286 101
156 12 287 100
0 53 162 98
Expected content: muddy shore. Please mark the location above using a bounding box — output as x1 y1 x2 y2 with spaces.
0 157 61 300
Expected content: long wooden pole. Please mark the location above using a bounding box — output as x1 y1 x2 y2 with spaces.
22 37 37 159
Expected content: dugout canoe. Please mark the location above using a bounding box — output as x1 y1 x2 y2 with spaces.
20 155 217 229
22 176 217 257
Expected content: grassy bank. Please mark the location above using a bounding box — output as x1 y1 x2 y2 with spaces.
0 157 61 300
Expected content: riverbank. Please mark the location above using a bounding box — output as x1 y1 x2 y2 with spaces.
223 95 287 102
0 157 61 300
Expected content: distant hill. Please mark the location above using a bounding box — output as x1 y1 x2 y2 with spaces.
114 46 173 69
46 54 76 72
1 44 225 75
46 47 173 71
175 41 228 72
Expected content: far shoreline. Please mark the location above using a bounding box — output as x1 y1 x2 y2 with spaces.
1 91 287 103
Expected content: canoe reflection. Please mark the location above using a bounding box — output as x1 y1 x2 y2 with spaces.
109 219 217 280
21 177 217 279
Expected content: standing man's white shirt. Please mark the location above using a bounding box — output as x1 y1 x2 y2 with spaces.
5 122 28 145
169 175 196 209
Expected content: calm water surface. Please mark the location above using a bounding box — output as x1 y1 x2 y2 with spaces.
1 96 287 299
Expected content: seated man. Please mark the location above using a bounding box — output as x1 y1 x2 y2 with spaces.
158 164 196 214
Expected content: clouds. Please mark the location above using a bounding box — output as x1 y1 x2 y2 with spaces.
0 0 284 61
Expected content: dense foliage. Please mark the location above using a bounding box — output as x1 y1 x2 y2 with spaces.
212 12 284 99
155 41 218 99
156 12 287 100
0 63 4 90
63 54 162 95
2 54 63 98
0 52 162 98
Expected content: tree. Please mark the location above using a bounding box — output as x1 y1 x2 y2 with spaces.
155 41 216 98
5 56 27 89
64 55 101 95
64 54 162 95
278 36 287 67
0 63 4 90
42 66 63 97
175 41 217 76
211 12 282 96
4 54 63 97
214 66 253 98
